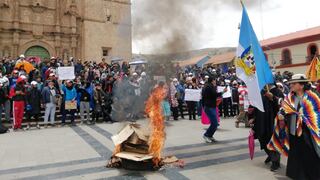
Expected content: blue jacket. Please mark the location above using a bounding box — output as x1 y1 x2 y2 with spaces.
61 85 77 101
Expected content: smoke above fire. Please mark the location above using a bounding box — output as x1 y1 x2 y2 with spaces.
132 0 273 54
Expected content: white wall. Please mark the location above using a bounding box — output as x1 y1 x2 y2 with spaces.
265 40 320 73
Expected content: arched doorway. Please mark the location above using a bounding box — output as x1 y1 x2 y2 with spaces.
25 46 50 60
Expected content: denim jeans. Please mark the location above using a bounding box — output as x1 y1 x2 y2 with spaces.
204 107 218 138
44 103 56 124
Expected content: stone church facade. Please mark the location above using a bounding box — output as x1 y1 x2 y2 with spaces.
0 0 132 62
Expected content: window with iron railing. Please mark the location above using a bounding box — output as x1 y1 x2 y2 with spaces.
281 49 292 65
306 44 319 62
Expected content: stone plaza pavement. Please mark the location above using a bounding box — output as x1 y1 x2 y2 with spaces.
0 118 290 180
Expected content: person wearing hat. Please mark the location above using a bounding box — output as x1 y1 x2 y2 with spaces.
282 79 290 94
0 78 10 125
92 82 107 124
25 81 42 130
222 79 232 118
42 80 59 127
9 76 26 130
268 74 320 179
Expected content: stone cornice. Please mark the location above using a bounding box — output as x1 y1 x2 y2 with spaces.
104 0 131 5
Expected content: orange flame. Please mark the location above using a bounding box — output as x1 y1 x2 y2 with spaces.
145 85 166 166
113 144 122 156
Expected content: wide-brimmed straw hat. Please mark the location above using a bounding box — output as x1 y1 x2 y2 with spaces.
288 74 309 84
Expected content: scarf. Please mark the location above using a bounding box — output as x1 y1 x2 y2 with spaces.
268 90 320 156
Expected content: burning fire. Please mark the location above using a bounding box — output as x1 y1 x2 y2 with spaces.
145 85 166 166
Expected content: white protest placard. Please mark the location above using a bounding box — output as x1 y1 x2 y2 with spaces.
57 66 75 80
184 89 202 102
217 86 225 93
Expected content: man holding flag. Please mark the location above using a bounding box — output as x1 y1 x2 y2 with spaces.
236 2 282 172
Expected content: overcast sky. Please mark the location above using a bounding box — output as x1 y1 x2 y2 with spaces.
131 0 320 54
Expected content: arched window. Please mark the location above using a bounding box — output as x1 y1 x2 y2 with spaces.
307 43 318 61
281 49 292 65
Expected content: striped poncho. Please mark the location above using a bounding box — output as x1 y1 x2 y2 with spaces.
267 90 320 156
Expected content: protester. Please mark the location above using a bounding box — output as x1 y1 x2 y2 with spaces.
185 77 197 120
235 82 250 128
169 80 179 120
250 84 283 171
222 79 232 118
0 76 10 124
78 81 93 124
268 74 320 179
173 78 185 119
202 77 218 143
231 81 239 116
25 81 42 130
61 80 77 126
92 82 106 124
10 76 26 130
42 80 59 127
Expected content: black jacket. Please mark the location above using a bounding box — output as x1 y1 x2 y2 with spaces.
201 83 217 108
26 87 42 114
0 86 9 104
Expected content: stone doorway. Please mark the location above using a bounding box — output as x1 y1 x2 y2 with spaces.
25 46 50 60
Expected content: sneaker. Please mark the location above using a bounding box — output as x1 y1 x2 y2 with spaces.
203 135 213 143
210 137 218 142
25 125 30 130
36 124 41 129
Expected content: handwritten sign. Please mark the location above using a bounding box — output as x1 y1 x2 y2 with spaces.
184 89 202 102
57 67 75 80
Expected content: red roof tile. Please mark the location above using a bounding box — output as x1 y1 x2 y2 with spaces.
261 26 320 47
205 52 235 65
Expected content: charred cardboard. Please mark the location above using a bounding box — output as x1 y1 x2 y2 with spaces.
115 152 153 161
111 124 149 146
111 124 152 162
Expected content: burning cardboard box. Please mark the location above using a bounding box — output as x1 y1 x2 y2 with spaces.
107 123 155 170
107 85 183 170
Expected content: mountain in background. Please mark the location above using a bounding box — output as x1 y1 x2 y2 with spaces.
132 47 236 62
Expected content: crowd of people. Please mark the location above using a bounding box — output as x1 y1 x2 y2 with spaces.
1 54 320 179
0 54 318 130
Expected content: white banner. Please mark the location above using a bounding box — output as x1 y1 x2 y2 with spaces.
184 89 202 102
57 66 75 80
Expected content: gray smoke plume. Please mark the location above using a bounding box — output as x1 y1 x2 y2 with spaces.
132 0 273 54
